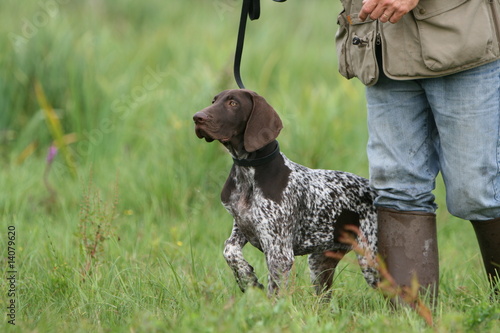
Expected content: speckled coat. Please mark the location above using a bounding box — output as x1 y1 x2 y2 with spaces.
193 89 378 296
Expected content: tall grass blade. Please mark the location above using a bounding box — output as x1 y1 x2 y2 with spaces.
34 80 77 178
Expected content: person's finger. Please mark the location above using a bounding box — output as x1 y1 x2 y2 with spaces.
388 8 408 23
369 3 388 20
379 11 394 23
359 0 377 21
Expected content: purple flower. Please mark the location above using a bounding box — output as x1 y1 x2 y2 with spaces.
46 145 58 164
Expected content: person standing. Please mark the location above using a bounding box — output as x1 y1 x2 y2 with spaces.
336 0 500 302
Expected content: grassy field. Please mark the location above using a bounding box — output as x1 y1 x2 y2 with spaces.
1 0 499 332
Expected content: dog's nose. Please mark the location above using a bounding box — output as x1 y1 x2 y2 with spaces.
193 112 208 124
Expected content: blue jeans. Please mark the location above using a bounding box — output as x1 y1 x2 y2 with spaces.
366 59 500 221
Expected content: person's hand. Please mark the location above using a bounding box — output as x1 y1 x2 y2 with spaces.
359 0 420 24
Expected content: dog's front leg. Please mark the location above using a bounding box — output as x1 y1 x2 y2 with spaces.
223 223 264 292
262 235 294 296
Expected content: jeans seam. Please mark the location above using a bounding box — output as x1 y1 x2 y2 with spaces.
493 64 500 202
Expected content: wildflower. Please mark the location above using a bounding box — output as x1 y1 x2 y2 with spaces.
46 145 58 164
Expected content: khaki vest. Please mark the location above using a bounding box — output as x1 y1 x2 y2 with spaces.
336 0 500 86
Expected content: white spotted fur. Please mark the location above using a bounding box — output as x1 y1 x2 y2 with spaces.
222 152 378 296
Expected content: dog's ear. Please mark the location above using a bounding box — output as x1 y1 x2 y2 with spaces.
243 91 283 152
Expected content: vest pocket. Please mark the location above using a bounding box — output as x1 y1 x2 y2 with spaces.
336 12 379 86
414 0 498 71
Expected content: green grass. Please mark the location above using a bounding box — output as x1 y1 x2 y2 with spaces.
1 0 499 332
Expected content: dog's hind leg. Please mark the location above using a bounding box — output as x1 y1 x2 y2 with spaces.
356 214 379 288
308 252 341 299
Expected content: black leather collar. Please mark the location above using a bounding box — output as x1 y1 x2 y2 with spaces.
233 142 280 167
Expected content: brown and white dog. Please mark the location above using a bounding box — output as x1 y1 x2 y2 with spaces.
193 89 378 296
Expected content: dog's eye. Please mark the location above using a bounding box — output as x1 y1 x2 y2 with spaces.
229 100 238 107
211 99 216 104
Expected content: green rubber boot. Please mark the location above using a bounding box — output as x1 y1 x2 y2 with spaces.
471 218 500 295
377 208 439 307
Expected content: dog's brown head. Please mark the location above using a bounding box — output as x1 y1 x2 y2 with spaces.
193 89 283 153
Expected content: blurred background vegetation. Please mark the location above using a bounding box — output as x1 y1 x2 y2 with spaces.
1 0 368 214
1 0 497 332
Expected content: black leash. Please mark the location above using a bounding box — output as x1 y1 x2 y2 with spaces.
234 0 286 89
234 0 260 89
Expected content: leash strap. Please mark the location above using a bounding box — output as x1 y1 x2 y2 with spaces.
234 0 259 89
234 0 286 89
